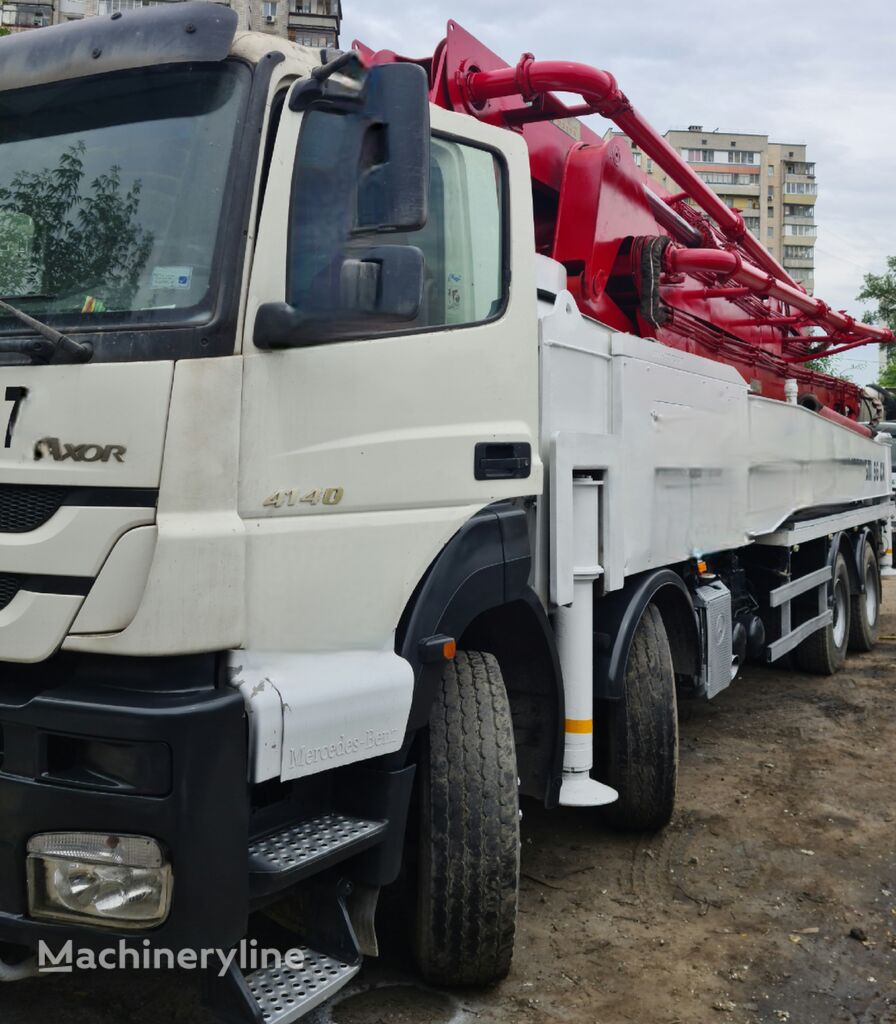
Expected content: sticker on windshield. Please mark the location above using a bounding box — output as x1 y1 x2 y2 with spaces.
151 265 193 290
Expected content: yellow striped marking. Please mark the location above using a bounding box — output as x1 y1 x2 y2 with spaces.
564 718 593 734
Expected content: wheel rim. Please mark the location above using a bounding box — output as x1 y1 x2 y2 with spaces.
832 576 848 648
864 563 879 626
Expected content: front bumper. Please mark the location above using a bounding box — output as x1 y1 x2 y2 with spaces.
0 654 248 954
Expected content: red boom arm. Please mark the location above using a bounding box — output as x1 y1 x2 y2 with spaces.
356 22 891 420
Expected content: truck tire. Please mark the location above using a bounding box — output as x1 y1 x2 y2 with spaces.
598 603 678 832
849 542 881 652
414 650 519 988
795 551 851 674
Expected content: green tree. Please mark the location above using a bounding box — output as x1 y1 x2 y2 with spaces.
878 359 896 389
804 353 851 380
0 141 153 310
857 256 896 387
858 256 896 329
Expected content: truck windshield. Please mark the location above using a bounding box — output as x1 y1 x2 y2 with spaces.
0 62 248 327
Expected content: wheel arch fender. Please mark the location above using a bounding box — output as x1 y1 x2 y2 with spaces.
594 569 700 701
395 504 565 806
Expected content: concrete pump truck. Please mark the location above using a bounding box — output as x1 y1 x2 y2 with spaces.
0 6 891 1022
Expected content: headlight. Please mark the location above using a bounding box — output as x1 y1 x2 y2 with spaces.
27 833 172 929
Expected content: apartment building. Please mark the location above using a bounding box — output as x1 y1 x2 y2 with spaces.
1 0 50 30
606 127 817 293
1 0 341 47
285 0 340 46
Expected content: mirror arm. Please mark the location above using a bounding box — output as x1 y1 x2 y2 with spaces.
311 50 365 83
290 51 367 112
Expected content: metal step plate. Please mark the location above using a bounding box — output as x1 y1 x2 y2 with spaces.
246 948 360 1024
249 814 387 889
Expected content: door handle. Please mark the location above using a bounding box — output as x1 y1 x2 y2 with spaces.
474 442 532 481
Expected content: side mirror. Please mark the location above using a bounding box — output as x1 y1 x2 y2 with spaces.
254 61 431 350
352 64 430 233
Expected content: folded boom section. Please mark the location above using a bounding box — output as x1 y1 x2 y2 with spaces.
356 21 890 421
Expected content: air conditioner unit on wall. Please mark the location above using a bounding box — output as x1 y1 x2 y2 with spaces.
265 14 275 22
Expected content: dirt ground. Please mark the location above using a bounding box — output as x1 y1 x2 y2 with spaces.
4 584 896 1024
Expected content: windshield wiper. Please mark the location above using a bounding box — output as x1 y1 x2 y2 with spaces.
0 298 93 364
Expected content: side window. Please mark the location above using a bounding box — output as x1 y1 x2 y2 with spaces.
346 137 506 333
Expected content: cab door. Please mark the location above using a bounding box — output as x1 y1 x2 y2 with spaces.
238 72 541 657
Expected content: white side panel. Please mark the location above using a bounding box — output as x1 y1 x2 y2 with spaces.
745 397 889 535
0 362 173 487
539 291 894 603
0 506 154 577
0 592 83 663
70 526 158 634
229 651 414 783
65 359 245 655
611 336 750 571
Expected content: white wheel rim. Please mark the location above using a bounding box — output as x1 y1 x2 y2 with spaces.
832 576 847 648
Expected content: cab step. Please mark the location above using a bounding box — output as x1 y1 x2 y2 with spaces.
247 947 360 1023
249 814 387 898
206 946 360 1024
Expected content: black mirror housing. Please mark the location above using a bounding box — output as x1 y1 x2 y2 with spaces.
355 64 430 233
255 61 431 351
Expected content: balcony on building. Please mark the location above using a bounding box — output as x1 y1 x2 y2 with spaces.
783 223 817 245
782 184 817 205
783 202 815 225
693 170 760 198
1 0 51 28
288 0 340 46
57 0 85 16
789 269 814 292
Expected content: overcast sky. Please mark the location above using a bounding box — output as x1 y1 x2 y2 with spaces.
343 0 895 384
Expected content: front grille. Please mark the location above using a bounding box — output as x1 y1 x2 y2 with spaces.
0 573 24 611
0 485 67 533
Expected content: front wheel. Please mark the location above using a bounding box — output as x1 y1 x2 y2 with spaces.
849 542 881 652
414 651 519 988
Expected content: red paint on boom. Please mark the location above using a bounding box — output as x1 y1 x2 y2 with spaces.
356 22 891 419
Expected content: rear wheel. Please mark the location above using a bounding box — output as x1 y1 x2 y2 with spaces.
598 604 678 832
414 651 519 987
795 551 851 675
849 542 881 652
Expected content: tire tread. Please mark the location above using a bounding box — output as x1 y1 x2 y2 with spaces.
416 651 519 987
796 552 850 675
601 604 678 832
848 544 880 652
